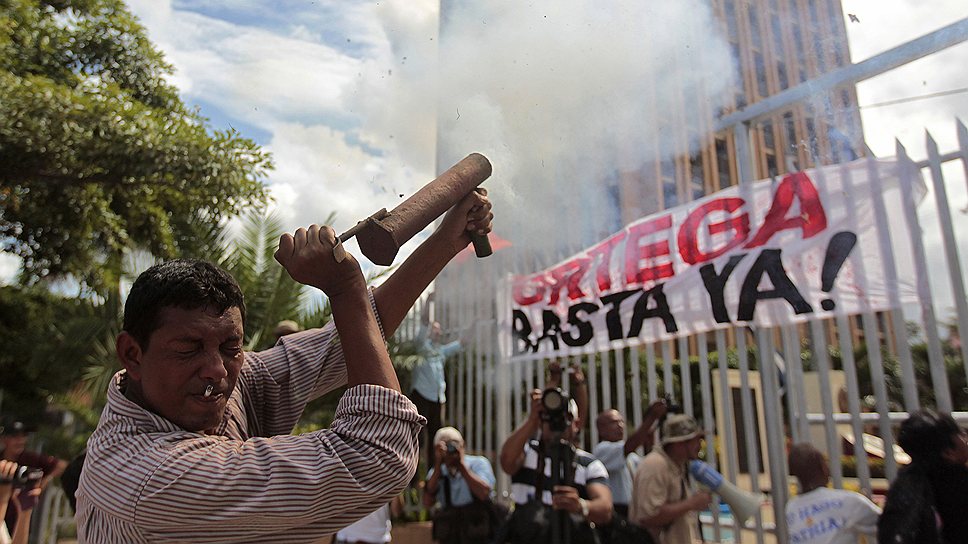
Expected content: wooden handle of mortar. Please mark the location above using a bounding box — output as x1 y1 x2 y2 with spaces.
469 188 492 258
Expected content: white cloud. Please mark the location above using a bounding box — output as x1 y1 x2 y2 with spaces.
841 0 968 318
842 0 968 155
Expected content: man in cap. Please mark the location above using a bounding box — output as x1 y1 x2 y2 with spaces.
630 413 711 544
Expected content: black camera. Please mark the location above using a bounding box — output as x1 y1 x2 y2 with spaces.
663 394 682 415
445 441 459 455
541 387 572 433
1 465 43 489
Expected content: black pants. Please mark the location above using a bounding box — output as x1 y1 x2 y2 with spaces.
411 390 443 472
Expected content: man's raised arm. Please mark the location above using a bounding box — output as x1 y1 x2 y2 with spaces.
373 189 492 336
274 223 398 390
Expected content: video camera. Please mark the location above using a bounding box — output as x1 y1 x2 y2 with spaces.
541 387 572 433
0 465 43 490
445 441 459 455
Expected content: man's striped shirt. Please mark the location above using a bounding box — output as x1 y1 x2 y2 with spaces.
76 301 424 543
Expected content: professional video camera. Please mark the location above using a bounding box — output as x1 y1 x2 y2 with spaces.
540 387 572 433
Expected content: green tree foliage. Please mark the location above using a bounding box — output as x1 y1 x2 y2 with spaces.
0 284 111 418
0 0 272 290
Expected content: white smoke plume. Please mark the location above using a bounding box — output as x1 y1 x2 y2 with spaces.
433 0 738 258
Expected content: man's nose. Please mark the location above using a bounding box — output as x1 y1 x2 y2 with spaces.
198 349 229 381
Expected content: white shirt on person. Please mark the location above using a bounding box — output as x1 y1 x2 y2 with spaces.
335 504 391 543
510 440 609 505
785 486 880 544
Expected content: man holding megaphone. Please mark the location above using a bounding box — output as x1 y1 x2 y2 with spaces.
630 414 711 544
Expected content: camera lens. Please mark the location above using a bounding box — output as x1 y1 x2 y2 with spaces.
542 388 564 411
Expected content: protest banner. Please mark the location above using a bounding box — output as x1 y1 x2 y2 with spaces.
502 158 922 359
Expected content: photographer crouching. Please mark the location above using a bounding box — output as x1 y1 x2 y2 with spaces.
423 427 503 544
498 388 613 544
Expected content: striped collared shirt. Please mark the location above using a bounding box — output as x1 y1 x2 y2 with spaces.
76 301 424 543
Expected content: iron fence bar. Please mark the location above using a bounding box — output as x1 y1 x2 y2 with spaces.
896 140 952 412
809 318 843 487
755 327 789 542
865 155 919 409
925 132 968 390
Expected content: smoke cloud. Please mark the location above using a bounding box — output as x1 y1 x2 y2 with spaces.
434 1 738 258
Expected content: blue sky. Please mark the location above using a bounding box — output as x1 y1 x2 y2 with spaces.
0 0 966 292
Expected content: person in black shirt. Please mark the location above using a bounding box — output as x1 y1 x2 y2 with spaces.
878 410 968 544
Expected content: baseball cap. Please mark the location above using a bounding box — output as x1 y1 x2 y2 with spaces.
661 414 704 444
0 420 33 436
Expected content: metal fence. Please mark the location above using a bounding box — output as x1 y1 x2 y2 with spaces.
426 119 968 543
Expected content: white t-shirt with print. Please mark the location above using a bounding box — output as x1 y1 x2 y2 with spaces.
785 487 880 544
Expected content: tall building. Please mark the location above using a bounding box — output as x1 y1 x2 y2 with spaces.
617 0 864 227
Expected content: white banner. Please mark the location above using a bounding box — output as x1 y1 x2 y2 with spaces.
504 158 923 360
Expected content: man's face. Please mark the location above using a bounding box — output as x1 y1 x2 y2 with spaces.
598 410 625 442
686 436 704 459
119 305 244 433
1 434 27 460
541 416 579 443
442 441 463 468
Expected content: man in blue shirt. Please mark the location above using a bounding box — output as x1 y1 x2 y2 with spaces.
411 294 462 469
423 427 497 544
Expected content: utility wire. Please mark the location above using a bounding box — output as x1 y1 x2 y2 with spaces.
860 87 968 109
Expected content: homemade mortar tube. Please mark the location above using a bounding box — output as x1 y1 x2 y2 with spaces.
338 153 493 265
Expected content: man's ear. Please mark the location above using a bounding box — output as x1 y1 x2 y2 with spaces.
116 331 144 381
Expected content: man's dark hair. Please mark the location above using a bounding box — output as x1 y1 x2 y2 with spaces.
123 259 245 349
897 409 962 466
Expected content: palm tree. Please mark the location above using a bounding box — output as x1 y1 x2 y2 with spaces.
219 209 326 350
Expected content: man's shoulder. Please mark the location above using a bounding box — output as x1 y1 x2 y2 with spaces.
786 487 874 509
574 447 599 466
466 454 494 470
640 449 665 465
575 448 608 479
636 449 672 476
592 440 624 455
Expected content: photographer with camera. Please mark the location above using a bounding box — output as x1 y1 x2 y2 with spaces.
0 459 41 544
423 427 499 544
0 419 66 537
499 388 613 544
